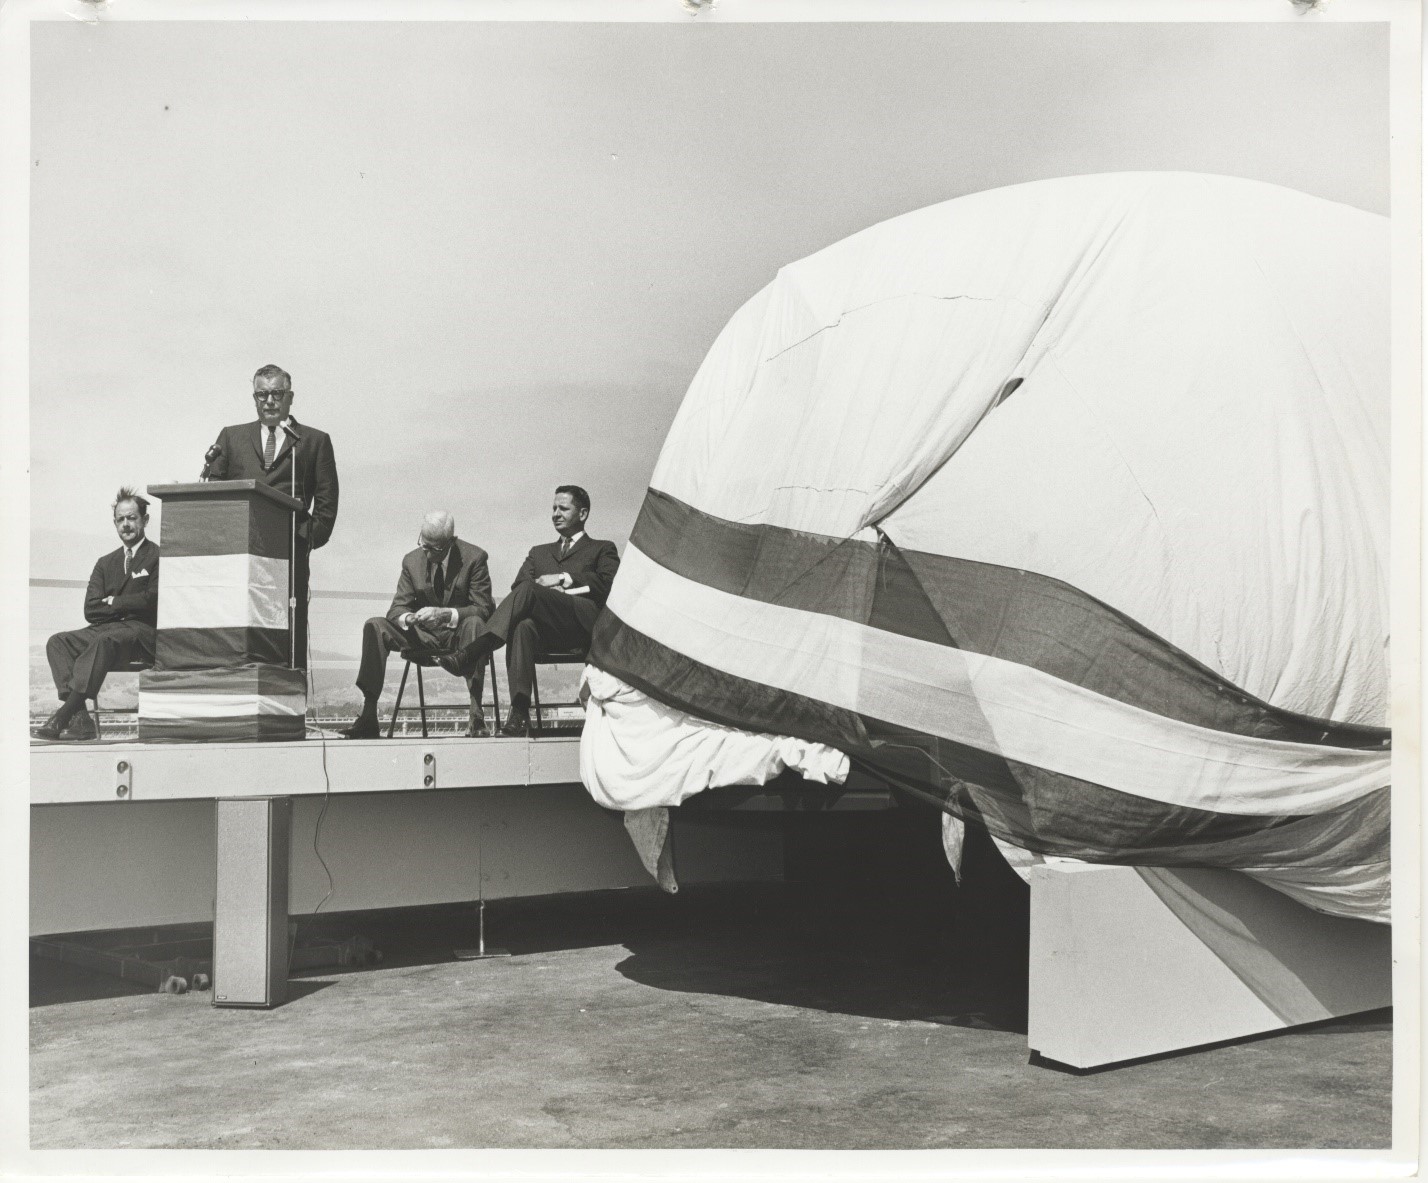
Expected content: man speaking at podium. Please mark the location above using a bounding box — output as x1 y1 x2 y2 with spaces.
204 364 339 668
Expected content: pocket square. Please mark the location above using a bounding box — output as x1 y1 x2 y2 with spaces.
131 569 150 578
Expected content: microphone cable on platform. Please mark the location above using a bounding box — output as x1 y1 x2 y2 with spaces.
292 579 335 969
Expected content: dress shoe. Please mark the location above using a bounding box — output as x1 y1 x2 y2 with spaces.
499 708 531 738
65 707 98 741
31 711 67 741
440 634 496 678
465 718 489 738
435 652 468 677
341 713 381 739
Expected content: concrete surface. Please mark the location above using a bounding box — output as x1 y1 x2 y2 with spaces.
30 879 1391 1151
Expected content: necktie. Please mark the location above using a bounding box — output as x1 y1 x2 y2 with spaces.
263 427 276 469
559 537 571 560
431 559 445 603
123 548 131 576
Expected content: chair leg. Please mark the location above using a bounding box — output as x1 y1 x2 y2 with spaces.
89 697 101 739
531 669 542 735
416 663 428 739
487 654 501 733
389 661 410 739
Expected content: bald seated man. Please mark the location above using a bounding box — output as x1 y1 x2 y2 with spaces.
342 510 494 739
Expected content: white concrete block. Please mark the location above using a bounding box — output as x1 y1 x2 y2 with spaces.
1027 863 1391 1069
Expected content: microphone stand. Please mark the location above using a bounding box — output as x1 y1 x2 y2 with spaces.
289 434 298 670
453 816 510 961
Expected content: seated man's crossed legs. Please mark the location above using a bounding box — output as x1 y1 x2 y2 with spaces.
345 614 490 738
440 580 595 736
36 621 154 741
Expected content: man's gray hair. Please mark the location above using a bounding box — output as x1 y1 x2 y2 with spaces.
420 510 456 544
253 363 291 388
113 485 149 516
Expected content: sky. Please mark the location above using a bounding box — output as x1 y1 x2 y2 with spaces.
28 18 1388 634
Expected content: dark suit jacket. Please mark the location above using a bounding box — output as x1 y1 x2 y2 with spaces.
513 534 621 610
84 538 160 629
208 417 339 549
387 537 494 625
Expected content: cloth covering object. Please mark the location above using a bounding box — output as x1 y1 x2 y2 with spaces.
581 173 1390 922
580 666 849 811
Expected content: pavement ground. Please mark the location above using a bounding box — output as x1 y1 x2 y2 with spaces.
30 864 1391 1151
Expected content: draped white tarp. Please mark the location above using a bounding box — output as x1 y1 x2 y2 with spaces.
580 667 849 812
582 173 1390 922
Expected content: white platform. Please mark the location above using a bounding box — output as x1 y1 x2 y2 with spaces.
29 733 583 804
1027 863 1391 1069
29 737 783 934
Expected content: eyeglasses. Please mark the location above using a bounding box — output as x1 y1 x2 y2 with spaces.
253 390 292 403
417 538 450 555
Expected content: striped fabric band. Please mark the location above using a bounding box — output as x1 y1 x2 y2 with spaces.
607 542 1387 817
139 665 308 695
156 626 289 671
593 489 1389 918
138 664 308 743
157 554 289 631
138 692 307 719
629 489 1386 749
590 612 1388 877
157 496 293 560
137 715 307 743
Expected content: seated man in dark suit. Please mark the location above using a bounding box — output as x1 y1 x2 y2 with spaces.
342 510 495 739
205 363 339 668
442 485 620 736
34 487 160 741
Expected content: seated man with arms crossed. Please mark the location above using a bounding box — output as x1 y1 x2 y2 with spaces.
34 487 160 741
442 485 619 737
343 510 495 739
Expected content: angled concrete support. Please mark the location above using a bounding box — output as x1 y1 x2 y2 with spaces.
1028 864 1390 1069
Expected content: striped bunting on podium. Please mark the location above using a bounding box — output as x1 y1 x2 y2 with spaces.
154 495 291 670
138 666 308 743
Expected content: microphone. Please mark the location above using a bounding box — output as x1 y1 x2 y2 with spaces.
282 422 300 498
200 443 222 481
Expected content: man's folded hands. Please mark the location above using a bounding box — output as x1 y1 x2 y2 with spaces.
410 606 455 628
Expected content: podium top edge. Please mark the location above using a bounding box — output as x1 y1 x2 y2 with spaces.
147 481 305 511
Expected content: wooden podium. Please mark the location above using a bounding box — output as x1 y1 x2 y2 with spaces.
138 481 308 742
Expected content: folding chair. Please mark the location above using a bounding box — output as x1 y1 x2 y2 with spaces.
388 649 501 738
530 645 588 735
